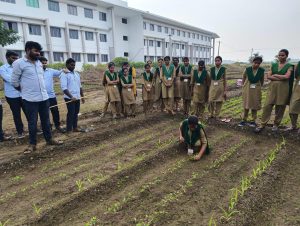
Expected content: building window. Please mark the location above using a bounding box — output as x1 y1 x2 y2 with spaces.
3 21 18 32
143 22 146 30
0 0 16 3
192 33 195 39
208 37 211 42
149 40 154 47
157 41 161 47
99 33 107 42
48 0 59 12
124 52 129 57
28 24 41 35
144 39 147 46
99 11 107 21
123 36 128 41
176 43 180 49
188 32 190 38
165 42 168 48
53 52 64 62
26 0 39 8
72 53 81 62
67 4 77 16
50 26 61 37
122 18 127 24
171 29 175 35
197 34 200 39
201 35 203 40
165 27 168 34
87 54 96 62
182 45 185 50
157 25 162 32
84 8 93 18
205 36 208 41
150 24 154 31
85 31 94 41
69 29 79 39
101 54 108 62
177 30 180 36
182 31 185 37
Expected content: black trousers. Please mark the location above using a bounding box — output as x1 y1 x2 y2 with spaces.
0 105 3 141
48 97 60 128
5 96 26 134
65 99 80 131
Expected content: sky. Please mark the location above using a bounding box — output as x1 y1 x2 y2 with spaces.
127 0 300 62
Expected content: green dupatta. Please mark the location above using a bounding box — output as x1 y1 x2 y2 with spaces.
162 64 175 79
193 69 208 84
119 74 132 84
142 72 153 82
246 67 265 84
210 66 225 80
180 65 193 75
105 70 118 81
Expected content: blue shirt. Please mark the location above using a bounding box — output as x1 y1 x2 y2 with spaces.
11 57 49 102
43 68 62 98
0 63 21 98
60 71 82 100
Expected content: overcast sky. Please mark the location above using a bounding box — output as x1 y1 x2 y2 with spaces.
127 0 300 62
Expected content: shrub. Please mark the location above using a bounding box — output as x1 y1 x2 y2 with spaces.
47 62 65 70
113 57 128 67
82 64 95 72
130 61 145 69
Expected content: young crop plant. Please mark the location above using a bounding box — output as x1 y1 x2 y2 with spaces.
33 204 42 216
84 216 98 226
0 220 10 226
76 179 84 192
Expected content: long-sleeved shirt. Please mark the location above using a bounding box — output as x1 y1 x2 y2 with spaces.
0 63 21 98
43 68 62 98
11 57 49 102
60 71 82 100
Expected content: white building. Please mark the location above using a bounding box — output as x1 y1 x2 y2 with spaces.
0 0 219 69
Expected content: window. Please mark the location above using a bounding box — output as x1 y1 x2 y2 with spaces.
187 32 190 38
3 21 18 32
143 22 146 30
123 36 128 41
0 0 16 3
122 18 127 24
144 39 147 46
208 37 211 42
205 36 207 41
84 8 93 18
87 54 96 62
53 52 64 62
157 25 162 32
99 33 107 42
197 34 200 39
69 29 79 39
182 31 185 37
26 0 39 8
101 54 108 62
157 41 161 47
67 4 77 16
165 27 168 34
201 35 203 40
85 31 94 41
192 33 195 39
72 53 81 62
124 52 129 57
176 43 179 49
99 11 107 21
182 45 185 50
28 24 41 35
149 40 154 47
171 29 175 35
165 42 168 48
50 27 61 37
150 24 154 31
48 0 59 12
177 30 180 36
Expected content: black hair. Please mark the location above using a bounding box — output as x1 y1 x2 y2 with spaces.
66 58 76 65
279 49 289 57
215 56 222 62
198 60 205 67
24 41 42 52
172 57 179 61
183 57 189 61
108 62 115 68
188 115 199 125
144 63 151 69
39 56 48 62
146 60 152 64
6 50 19 58
157 58 163 62
164 56 170 61
122 62 129 67
252 56 263 63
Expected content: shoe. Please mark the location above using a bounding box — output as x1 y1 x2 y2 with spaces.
46 139 63 145
0 135 12 142
37 129 43 135
56 126 66 133
284 126 297 132
271 125 278 132
238 121 247 127
24 144 36 154
73 128 85 132
254 126 264 133
17 133 26 139
248 121 257 128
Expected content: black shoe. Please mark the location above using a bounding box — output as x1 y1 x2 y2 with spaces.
254 126 264 133
56 126 66 133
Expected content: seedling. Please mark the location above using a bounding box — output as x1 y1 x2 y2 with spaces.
84 216 98 226
11 175 24 182
0 220 10 226
76 179 84 192
208 214 217 226
33 204 42 215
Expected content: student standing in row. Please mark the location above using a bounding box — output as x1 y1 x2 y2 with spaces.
239 57 265 127
208 56 227 119
161 56 175 115
120 68 136 117
255 49 293 132
191 60 210 120
180 57 193 116
0 51 26 138
141 63 154 115
100 68 109 118
173 57 181 112
105 62 121 119
154 58 163 111
40 57 65 133
12 41 62 153
60 58 85 133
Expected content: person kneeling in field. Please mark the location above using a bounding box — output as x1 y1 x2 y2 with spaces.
179 115 210 161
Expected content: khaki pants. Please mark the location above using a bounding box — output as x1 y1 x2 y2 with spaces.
243 109 257 121
183 99 191 114
208 101 223 117
124 104 136 116
289 113 298 128
193 102 205 118
163 98 174 112
261 104 286 127
143 100 153 114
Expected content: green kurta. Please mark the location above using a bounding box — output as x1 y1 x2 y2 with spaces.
180 65 193 100
141 72 154 101
161 64 175 98
154 67 162 101
105 71 121 102
289 62 300 114
242 67 265 110
191 69 209 103
120 74 135 105
208 66 226 102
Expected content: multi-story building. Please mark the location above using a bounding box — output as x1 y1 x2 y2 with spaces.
0 0 219 69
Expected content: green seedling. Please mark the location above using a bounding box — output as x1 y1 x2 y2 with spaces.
84 216 98 226
11 175 24 182
76 179 84 192
220 207 239 222
208 214 217 226
0 219 10 226
33 204 42 215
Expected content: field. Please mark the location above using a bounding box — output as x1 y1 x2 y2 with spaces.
0 65 299 226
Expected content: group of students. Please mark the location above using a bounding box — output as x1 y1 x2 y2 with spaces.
0 41 85 153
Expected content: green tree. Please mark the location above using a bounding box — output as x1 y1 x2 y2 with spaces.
0 19 20 47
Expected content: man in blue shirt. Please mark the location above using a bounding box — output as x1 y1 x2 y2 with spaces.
0 51 27 138
40 57 65 133
60 58 84 133
11 41 62 153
